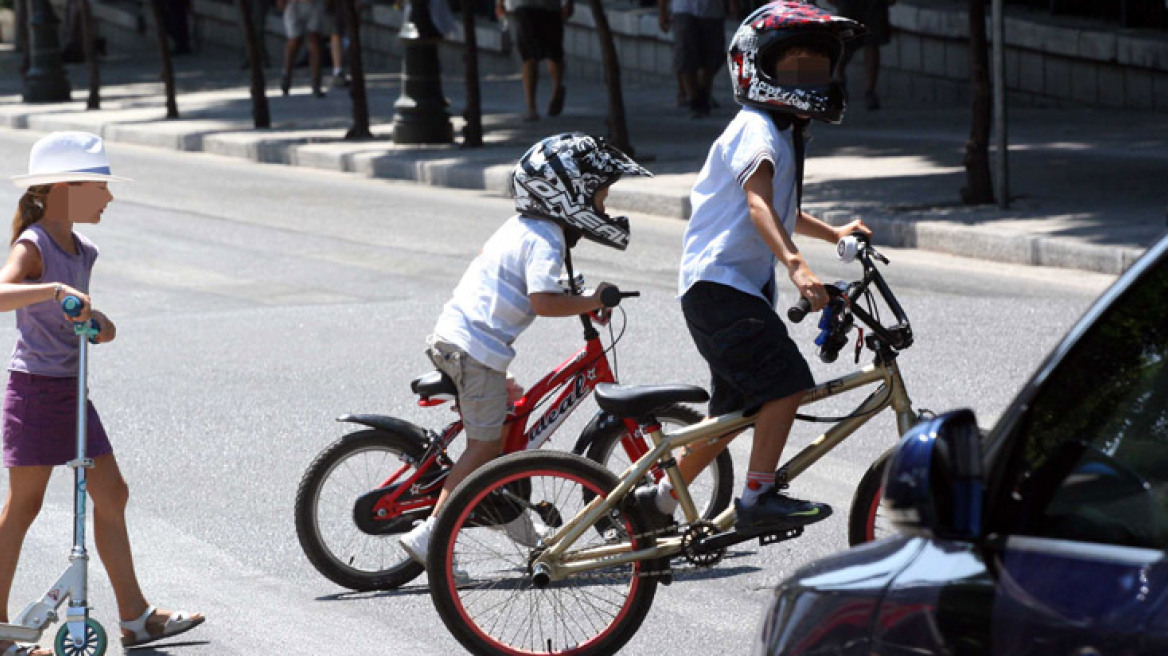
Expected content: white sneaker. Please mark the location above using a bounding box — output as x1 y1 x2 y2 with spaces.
401 518 473 585
399 518 434 565
499 512 546 548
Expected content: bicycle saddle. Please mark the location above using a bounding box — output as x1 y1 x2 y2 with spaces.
411 370 457 399
594 383 709 420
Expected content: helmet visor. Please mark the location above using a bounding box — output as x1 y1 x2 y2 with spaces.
772 50 833 87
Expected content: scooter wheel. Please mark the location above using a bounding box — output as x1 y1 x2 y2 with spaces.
54 618 107 656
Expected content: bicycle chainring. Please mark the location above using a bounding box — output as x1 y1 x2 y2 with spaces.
680 521 724 568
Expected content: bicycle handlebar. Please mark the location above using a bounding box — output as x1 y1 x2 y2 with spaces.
600 286 639 309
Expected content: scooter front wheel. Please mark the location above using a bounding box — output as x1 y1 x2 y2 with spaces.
54 618 107 656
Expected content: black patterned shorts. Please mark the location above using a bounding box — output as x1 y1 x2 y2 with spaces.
682 281 814 417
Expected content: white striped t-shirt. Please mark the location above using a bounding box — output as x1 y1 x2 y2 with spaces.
678 106 798 306
433 215 566 371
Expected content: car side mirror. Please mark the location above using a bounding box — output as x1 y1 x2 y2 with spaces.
883 409 985 541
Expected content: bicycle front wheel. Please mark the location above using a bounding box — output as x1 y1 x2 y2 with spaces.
429 451 658 656
294 428 431 590
848 447 895 546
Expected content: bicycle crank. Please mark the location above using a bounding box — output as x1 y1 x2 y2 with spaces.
692 525 804 554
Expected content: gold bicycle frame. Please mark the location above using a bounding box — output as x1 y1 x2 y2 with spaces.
530 355 916 582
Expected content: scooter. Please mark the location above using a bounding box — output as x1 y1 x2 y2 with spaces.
0 296 107 656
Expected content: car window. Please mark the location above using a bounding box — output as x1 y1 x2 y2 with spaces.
1001 256 1168 549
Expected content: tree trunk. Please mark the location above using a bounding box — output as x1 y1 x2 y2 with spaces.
150 0 179 119
17 0 29 74
343 0 372 140
962 0 994 205
460 0 483 148
586 0 633 156
238 0 270 128
79 0 99 109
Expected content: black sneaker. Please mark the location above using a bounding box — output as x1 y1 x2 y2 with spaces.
734 488 832 536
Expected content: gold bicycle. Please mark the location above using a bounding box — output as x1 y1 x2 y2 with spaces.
426 236 925 656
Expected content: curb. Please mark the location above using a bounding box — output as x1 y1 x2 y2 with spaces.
0 108 1150 276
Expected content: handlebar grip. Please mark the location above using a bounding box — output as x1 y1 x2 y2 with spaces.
61 295 85 318
787 297 811 323
600 287 638 308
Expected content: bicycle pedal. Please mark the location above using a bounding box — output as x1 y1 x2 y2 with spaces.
759 527 803 546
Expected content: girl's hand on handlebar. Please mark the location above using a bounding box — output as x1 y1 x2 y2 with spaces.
57 286 92 322
832 219 872 243
790 264 828 312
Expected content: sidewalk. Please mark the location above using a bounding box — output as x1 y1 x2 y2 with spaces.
1 47 1165 274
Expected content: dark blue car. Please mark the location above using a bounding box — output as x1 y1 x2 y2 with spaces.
755 233 1168 656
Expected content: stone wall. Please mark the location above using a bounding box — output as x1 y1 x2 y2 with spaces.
883 0 1168 110
59 0 1168 110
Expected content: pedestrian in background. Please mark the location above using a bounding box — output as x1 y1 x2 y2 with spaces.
326 0 366 89
241 0 274 69
659 0 737 118
824 0 894 110
277 0 329 97
158 0 193 55
496 0 572 121
0 132 205 656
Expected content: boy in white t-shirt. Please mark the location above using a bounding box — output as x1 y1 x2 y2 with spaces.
400 133 652 565
640 2 872 536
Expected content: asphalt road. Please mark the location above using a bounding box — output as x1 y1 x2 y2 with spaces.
0 128 1117 655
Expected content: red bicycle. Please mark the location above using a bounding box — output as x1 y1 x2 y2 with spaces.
294 280 734 591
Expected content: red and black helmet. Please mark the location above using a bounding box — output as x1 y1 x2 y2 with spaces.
728 1 866 123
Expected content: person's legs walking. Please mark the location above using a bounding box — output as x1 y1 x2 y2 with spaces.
0 467 53 624
86 454 147 621
521 58 539 120
547 58 566 116
308 32 324 96
281 35 302 95
87 453 205 641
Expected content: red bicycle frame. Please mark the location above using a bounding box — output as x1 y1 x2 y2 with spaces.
366 312 650 521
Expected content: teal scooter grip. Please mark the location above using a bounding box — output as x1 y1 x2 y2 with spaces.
61 296 100 342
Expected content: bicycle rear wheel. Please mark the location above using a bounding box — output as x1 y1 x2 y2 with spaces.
429 451 658 656
294 428 431 590
847 447 894 546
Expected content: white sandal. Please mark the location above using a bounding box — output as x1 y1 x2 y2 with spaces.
119 605 206 648
0 643 51 656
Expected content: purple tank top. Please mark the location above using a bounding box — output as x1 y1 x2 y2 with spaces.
8 224 99 377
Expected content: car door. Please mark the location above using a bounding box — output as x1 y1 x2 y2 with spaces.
984 246 1168 655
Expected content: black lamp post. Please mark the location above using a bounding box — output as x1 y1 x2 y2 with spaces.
391 0 453 144
23 0 72 103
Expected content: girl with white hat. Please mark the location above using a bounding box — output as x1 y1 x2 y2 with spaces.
0 132 204 655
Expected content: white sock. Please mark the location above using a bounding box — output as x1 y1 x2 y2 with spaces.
654 479 679 514
740 471 775 507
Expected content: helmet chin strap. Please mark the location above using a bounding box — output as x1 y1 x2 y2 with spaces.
768 111 810 215
563 241 580 295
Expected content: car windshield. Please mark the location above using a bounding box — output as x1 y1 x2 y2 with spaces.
1004 255 1168 548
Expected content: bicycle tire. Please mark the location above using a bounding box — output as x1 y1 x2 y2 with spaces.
294 428 429 590
847 447 895 546
583 404 733 522
429 451 659 656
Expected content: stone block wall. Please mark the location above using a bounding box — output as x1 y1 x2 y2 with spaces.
885 0 1168 110
57 0 1168 110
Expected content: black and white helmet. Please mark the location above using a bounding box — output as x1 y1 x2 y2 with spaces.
511 133 652 251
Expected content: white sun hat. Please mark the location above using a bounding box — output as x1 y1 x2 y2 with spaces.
11 131 133 188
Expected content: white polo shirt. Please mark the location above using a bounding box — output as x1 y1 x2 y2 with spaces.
434 215 566 372
678 106 799 306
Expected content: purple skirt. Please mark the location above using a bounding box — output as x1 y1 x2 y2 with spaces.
2 371 112 467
